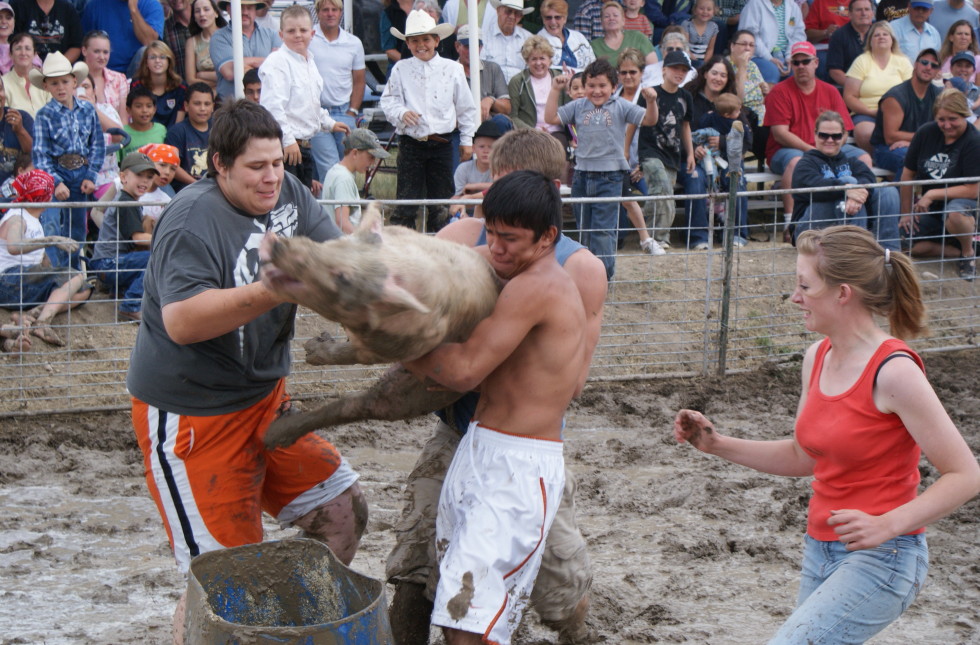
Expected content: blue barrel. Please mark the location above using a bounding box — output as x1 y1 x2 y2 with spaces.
184 539 393 644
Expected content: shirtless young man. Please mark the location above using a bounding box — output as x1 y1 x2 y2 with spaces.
404 169 590 645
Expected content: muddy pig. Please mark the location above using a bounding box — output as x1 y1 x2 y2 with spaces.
259 203 501 448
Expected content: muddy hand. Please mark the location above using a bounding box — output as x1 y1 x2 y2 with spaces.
673 409 716 452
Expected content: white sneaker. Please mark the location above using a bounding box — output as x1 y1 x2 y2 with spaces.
640 238 666 256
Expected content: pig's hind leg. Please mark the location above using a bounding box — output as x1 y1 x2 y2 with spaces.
263 366 464 449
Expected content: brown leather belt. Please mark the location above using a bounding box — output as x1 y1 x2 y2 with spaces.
56 154 88 170
412 133 452 144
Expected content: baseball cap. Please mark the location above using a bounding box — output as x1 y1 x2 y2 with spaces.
790 41 817 58
138 143 180 166
12 169 54 203
120 152 160 175
947 76 969 93
0 2 14 16
910 0 933 8
457 24 482 46
951 51 976 68
474 117 512 140
344 128 390 159
663 49 692 69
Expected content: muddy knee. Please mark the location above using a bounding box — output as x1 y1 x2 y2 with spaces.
293 482 367 565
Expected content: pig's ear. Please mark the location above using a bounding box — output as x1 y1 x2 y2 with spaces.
380 276 431 314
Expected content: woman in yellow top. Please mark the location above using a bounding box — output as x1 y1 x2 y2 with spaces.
844 21 912 153
1 34 49 118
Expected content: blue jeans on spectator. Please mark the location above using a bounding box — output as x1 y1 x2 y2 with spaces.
573 169 627 280
681 164 709 247
311 102 358 183
53 166 92 270
872 143 907 178
769 533 928 644
794 179 901 251
716 167 749 241
89 251 150 313
752 55 782 84
39 206 64 267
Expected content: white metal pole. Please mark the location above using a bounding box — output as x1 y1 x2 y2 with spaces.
468 0 479 112
232 0 244 99
344 0 353 33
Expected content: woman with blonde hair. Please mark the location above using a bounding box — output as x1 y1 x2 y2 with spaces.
1 34 48 117
508 35 568 133
899 88 980 280
844 21 912 153
184 0 226 90
537 0 594 71
590 1 656 65
131 41 186 128
676 224 980 643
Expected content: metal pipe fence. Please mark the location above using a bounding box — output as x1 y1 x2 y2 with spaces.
1 177 977 416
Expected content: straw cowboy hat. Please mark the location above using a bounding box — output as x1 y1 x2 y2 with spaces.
217 0 267 11
489 0 533 15
29 52 88 90
390 9 455 41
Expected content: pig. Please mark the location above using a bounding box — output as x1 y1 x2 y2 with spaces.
259 203 501 448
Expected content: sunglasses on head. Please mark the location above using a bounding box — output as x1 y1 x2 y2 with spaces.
917 58 941 68
816 131 844 141
791 57 815 66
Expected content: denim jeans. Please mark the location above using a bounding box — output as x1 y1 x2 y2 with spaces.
89 251 150 312
794 183 901 251
49 165 92 269
769 533 928 645
39 207 64 267
392 135 454 231
680 164 709 247
753 55 782 84
311 103 358 182
872 143 907 178
572 169 626 280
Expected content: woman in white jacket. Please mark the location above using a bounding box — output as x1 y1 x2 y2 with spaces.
738 0 807 84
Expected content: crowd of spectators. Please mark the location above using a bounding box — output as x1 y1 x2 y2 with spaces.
2 0 980 352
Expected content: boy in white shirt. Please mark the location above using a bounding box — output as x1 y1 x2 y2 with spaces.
259 5 350 190
321 129 390 234
380 9 477 231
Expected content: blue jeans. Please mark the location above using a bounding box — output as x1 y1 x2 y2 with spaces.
572 169 626 280
89 251 150 312
311 103 357 182
49 166 92 269
794 182 901 251
873 143 907 178
769 533 928 644
39 206 64 267
680 164 709 247
753 55 782 84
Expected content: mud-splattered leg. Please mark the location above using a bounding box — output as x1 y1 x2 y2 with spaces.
292 483 367 565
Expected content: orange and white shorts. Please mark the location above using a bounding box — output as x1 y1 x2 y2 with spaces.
131 379 359 572
431 422 565 645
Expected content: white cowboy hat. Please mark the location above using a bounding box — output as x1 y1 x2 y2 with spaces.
29 52 88 90
390 9 455 41
489 0 533 15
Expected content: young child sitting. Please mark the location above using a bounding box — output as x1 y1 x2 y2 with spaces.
947 52 980 117
682 0 719 66
0 168 91 351
321 129 390 234
164 82 215 191
0 151 32 200
696 91 753 245
448 118 509 220
88 152 159 322
121 85 167 159
92 143 179 235
30 51 105 269
547 57 657 279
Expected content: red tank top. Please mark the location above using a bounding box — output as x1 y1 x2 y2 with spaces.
795 337 926 541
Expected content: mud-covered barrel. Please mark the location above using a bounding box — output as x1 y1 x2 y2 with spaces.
184 539 392 644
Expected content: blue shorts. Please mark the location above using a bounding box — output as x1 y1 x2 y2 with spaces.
909 198 977 251
770 144 866 175
852 114 876 125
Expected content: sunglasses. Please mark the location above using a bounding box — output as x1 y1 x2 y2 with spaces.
917 58 941 68
619 69 639 75
791 57 815 66
816 131 844 141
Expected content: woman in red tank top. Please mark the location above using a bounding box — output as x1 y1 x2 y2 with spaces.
673 225 980 643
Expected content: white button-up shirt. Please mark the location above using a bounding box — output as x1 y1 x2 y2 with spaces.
380 54 478 145
259 46 337 147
